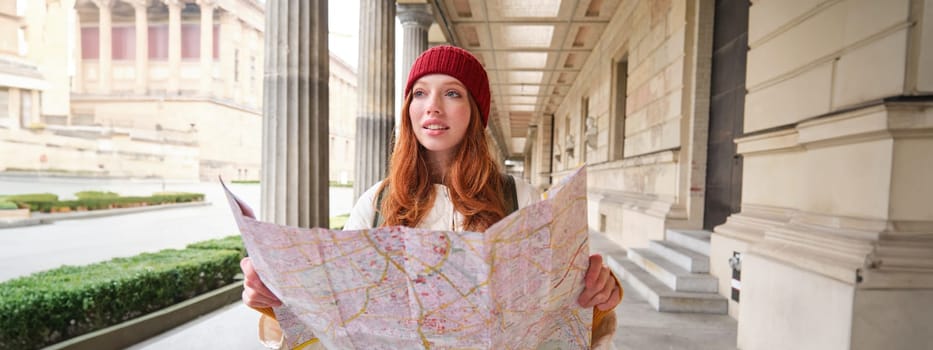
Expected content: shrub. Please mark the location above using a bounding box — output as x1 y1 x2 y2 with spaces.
0 201 18 210
150 192 205 203
0 248 240 350
187 235 246 258
8 192 206 213
0 193 58 212
74 191 119 200
330 214 350 230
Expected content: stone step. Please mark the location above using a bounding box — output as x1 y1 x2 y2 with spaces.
628 248 718 293
605 254 728 314
649 240 710 273
666 229 711 256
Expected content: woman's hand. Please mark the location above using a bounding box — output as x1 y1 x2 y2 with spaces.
578 254 621 311
241 257 282 308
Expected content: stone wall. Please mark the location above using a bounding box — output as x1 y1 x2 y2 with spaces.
714 0 933 348
0 126 198 179
543 0 713 248
70 98 261 181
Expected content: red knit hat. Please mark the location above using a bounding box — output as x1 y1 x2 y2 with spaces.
405 45 491 127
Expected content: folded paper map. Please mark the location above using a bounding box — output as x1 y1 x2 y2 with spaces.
223 167 591 349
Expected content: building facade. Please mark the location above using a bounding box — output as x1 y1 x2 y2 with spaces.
71 0 265 181
1 0 358 182
329 54 357 185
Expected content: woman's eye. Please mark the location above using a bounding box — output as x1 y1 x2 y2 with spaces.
412 90 425 97
445 90 462 97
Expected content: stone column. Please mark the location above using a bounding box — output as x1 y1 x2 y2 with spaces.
353 0 395 200
220 13 238 100
261 0 330 228
396 3 432 79
197 0 216 96
73 9 84 95
93 0 113 94
164 0 182 95
131 0 149 95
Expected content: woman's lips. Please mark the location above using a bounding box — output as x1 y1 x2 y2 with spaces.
422 120 449 136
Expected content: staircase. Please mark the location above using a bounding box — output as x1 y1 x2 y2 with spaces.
590 229 728 314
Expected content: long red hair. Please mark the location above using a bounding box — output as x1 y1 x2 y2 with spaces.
377 94 506 231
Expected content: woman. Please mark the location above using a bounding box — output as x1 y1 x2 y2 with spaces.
241 45 622 348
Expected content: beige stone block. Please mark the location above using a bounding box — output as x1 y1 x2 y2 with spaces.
917 0 933 92
621 208 666 249
741 151 803 209
738 253 854 350
744 62 833 133
747 1 846 88
890 138 933 221
851 289 933 350
662 27 686 72
796 105 886 145
663 58 684 94
598 204 625 243
802 139 893 219
587 196 601 230
748 0 826 45
667 0 686 36
710 233 750 320
842 0 910 47
624 118 680 157
832 28 908 108
624 108 647 136
628 60 654 101
628 78 654 115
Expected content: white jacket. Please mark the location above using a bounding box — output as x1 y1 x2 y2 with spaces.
344 179 540 231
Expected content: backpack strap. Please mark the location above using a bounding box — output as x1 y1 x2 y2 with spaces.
371 174 519 228
373 184 388 228
501 174 518 215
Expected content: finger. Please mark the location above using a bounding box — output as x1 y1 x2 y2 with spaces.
240 257 258 280
244 275 280 302
240 257 282 305
243 288 280 308
589 282 614 307
594 266 610 295
585 254 603 289
596 286 621 311
580 267 614 307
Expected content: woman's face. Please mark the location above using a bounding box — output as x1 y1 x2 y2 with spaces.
408 74 472 161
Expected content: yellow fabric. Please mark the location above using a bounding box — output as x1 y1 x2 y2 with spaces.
592 272 624 330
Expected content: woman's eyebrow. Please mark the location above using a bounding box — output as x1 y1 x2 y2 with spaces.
413 81 466 90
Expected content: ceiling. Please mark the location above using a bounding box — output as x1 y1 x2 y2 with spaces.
427 0 621 156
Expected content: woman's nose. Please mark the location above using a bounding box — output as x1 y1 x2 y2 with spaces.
424 92 442 114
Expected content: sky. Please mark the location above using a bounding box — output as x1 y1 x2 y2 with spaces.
328 0 406 116
329 0 361 70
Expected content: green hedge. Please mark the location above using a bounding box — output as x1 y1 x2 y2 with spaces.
2 192 204 213
186 235 246 258
330 214 350 230
0 193 58 211
0 248 240 350
0 201 17 210
74 191 119 200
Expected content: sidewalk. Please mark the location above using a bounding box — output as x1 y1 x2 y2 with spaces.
0 201 210 229
132 232 738 349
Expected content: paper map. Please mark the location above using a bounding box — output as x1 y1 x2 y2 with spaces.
223 167 591 349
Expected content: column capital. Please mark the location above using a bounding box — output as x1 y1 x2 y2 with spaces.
127 0 150 10
396 3 433 29
91 0 115 9
196 0 217 9
162 0 184 9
